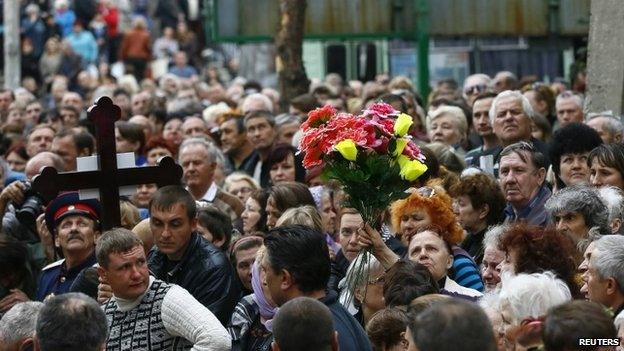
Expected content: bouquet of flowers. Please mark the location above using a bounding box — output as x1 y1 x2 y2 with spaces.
298 102 428 302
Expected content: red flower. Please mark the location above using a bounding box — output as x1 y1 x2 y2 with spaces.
363 102 398 119
301 105 337 131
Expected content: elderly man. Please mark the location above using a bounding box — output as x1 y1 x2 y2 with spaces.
97 228 230 350
465 92 501 169
462 74 491 106
545 185 610 244
492 71 518 94
219 114 256 173
499 142 551 226
147 185 239 324
555 91 584 128
25 124 55 158
36 192 102 300
241 93 274 114
263 225 372 351
131 91 152 117
490 90 550 176
182 116 211 140
179 138 242 220
244 110 277 187
35 293 108 351
0 301 43 350
586 110 624 144
583 235 624 326
597 186 624 235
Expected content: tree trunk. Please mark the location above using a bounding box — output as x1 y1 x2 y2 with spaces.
275 0 310 113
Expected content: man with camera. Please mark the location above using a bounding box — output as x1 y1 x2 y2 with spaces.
35 192 102 301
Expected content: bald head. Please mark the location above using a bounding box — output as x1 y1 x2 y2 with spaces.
25 152 65 180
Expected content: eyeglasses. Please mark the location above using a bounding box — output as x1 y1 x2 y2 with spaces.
463 84 488 95
231 187 253 196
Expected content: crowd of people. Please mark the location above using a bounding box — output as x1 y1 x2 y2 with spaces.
0 0 622 351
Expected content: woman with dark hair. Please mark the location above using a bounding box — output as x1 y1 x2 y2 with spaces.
115 121 146 165
265 182 316 229
4 144 29 172
588 143 624 191
449 173 506 264
241 189 269 235
366 308 410 351
549 123 602 191
497 223 581 298
265 143 306 185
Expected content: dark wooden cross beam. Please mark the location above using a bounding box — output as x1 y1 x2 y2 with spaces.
32 96 183 230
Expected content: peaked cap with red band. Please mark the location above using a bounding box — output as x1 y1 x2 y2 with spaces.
44 192 102 235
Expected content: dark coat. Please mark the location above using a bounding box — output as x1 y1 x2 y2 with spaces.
148 232 240 324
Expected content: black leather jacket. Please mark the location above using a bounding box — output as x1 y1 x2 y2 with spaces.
148 232 240 324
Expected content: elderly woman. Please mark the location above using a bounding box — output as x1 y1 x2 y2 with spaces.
407 228 482 298
339 253 385 326
449 173 506 264
224 172 260 204
481 225 507 293
544 185 610 244
498 272 571 351
426 105 468 155
596 186 624 235
588 143 624 190
390 186 485 292
549 123 602 190
497 223 580 298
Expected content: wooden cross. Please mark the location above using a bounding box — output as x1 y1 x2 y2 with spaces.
32 96 183 230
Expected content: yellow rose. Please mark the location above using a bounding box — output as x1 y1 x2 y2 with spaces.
335 139 358 161
394 138 408 156
399 158 427 181
394 113 414 137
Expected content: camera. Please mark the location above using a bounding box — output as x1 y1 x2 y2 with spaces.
15 181 44 227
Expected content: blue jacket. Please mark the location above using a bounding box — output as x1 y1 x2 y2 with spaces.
36 253 97 301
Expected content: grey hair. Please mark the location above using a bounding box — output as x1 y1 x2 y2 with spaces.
179 137 218 163
426 105 468 136
0 301 43 344
596 186 624 235
555 91 584 110
499 271 571 324
339 252 382 309
483 224 508 250
592 235 624 293
489 90 535 124
275 113 301 127
241 93 274 113
544 185 610 235
587 112 624 136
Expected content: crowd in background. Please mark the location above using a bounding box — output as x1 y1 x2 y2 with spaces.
0 0 623 351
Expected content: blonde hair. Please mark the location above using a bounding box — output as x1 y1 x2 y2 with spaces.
224 172 259 193
426 105 468 136
276 205 323 233
120 200 140 230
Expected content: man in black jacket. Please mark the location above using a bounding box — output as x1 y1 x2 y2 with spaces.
262 225 372 351
147 185 239 324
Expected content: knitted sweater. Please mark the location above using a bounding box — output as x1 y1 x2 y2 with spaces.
104 277 231 351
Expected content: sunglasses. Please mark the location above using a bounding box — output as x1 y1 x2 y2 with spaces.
464 84 488 95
